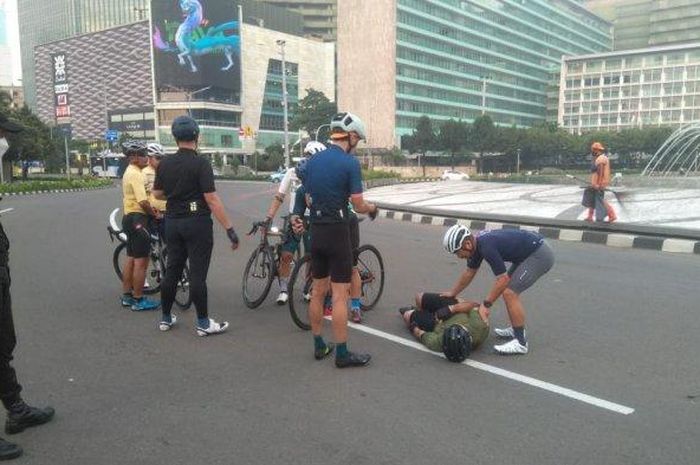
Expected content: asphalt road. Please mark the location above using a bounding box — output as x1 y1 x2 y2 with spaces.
1 181 698 465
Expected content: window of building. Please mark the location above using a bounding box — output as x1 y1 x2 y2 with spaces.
585 60 602 72
605 59 622 71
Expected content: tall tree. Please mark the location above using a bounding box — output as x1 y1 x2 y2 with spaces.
289 89 337 142
438 119 468 170
470 115 496 173
411 115 435 175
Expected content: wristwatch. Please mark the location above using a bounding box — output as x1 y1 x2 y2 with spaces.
482 300 492 308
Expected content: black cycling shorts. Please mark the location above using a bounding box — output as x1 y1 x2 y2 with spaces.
349 216 360 266
420 292 458 313
122 213 150 259
310 222 353 283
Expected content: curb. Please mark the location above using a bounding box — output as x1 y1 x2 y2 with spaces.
376 208 700 256
364 177 441 189
0 185 114 197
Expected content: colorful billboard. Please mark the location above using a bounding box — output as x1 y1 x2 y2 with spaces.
51 51 71 126
151 0 242 104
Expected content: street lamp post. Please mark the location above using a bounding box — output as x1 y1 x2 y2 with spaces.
315 123 330 141
276 39 290 169
516 148 521 175
186 85 212 117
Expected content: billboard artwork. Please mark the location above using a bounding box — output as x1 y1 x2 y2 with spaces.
151 0 241 103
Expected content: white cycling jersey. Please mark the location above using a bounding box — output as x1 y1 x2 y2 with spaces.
277 167 300 214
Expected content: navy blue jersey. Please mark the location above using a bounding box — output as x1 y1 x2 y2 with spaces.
304 145 363 224
467 229 544 276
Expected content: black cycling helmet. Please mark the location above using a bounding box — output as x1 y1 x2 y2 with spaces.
295 158 309 184
171 115 200 142
442 324 472 363
121 140 147 156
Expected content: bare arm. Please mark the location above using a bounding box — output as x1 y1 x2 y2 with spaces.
138 200 157 218
485 274 510 304
266 193 285 220
203 192 232 230
446 268 478 297
350 193 377 215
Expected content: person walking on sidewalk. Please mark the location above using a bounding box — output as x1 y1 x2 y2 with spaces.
441 225 554 355
120 140 160 311
0 114 55 461
303 112 378 368
152 115 240 336
585 142 617 223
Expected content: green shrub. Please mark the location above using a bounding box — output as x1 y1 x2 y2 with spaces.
0 178 113 194
362 169 401 180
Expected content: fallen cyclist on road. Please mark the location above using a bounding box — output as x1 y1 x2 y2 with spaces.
399 292 490 362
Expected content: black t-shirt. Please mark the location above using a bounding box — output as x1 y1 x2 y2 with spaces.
153 148 216 218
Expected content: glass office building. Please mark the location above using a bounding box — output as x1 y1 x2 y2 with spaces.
18 0 147 109
559 42 700 133
338 0 612 148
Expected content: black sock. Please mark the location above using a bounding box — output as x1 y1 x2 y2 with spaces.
513 326 527 345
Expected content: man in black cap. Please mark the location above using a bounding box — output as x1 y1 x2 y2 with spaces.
0 113 55 461
153 115 239 336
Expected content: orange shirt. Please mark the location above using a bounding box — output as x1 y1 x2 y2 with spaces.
591 154 611 188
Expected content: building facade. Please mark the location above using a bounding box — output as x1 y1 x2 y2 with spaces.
34 20 335 153
558 43 700 133
587 0 700 51
258 0 336 40
337 0 612 149
18 0 148 109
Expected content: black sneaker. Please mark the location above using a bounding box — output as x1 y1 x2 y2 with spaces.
5 405 55 435
314 343 335 360
0 437 22 461
398 305 416 316
335 351 371 368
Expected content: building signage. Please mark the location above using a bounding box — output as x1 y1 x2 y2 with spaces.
51 52 71 125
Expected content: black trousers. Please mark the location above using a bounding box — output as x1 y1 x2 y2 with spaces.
0 265 22 408
161 216 213 319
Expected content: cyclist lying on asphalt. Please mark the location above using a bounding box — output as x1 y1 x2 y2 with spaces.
399 292 489 362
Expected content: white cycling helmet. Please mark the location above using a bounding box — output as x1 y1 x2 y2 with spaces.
303 141 326 156
147 142 165 158
330 112 367 141
443 225 472 254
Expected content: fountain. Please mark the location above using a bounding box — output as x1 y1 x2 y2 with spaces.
642 123 700 177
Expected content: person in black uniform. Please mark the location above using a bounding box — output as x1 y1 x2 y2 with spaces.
0 114 55 461
152 115 239 336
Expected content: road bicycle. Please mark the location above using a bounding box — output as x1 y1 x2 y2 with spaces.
287 225 385 331
241 216 304 308
107 208 192 309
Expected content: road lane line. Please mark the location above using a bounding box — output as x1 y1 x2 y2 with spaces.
0 208 14 215
344 320 635 415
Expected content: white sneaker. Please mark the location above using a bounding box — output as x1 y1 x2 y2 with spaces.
494 338 529 355
158 314 177 332
196 318 229 337
303 292 312 302
276 290 289 305
494 327 515 339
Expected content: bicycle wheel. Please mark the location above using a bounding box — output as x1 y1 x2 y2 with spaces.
288 254 313 330
242 246 276 309
113 242 160 295
159 251 192 310
356 244 385 311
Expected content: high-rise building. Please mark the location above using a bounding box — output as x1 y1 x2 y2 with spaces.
586 0 700 51
0 0 14 86
337 0 612 148
17 0 147 109
258 0 336 40
558 42 700 133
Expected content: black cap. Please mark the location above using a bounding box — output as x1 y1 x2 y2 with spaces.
0 113 23 133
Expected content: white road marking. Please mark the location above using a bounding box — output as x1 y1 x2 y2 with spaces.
0 208 14 215
342 319 635 415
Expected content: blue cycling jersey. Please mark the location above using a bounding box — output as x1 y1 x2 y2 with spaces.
467 229 544 276
304 145 363 224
